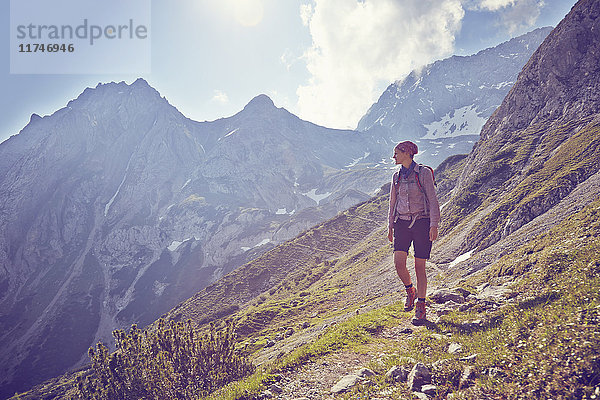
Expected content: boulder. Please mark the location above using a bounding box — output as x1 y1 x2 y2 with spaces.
331 374 361 394
430 289 466 304
407 362 432 391
385 365 409 382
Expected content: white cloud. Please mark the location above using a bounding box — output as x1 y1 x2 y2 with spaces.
211 90 229 104
296 0 464 130
475 0 545 34
478 0 516 11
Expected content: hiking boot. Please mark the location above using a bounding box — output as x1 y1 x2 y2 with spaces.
414 301 427 323
404 286 417 311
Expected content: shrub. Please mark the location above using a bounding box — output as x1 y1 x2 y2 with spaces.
73 319 254 400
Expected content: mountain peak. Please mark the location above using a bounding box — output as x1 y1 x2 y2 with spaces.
480 0 600 136
243 94 276 112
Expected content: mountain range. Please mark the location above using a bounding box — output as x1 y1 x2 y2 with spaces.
359 27 552 167
144 0 599 397
0 19 580 400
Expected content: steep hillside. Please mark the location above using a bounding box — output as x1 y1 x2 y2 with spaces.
8 0 600 398
433 0 600 265
147 0 600 398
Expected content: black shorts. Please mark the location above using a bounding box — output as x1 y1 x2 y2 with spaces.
393 218 432 259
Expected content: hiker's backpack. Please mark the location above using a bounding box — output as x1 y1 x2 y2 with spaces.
393 164 436 213
393 164 436 190
414 164 436 191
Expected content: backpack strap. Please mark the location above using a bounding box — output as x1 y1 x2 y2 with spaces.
414 164 431 213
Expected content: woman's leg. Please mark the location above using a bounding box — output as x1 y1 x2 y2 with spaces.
414 257 427 298
394 250 411 285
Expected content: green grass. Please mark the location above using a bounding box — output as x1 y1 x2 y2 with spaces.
207 199 600 400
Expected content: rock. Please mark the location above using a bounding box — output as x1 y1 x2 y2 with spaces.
260 390 273 398
331 374 361 394
460 366 477 388
448 343 463 354
454 287 472 297
356 367 375 377
459 354 478 362
385 365 409 382
264 339 275 348
433 300 463 316
486 367 503 378
413 392 429 400
421 384 437 396
476 285 512 302
460 319 483 331
269 384 283 394
286 327 295 337
431 359 451 370
430 289 466 304
301 321 310 329
407 362 432 391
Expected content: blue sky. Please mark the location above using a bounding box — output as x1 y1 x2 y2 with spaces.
1 0 577 144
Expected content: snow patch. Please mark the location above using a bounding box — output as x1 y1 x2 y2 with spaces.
422 105 487 139
276 208 296 215
104 154 134 216
345 152 370 168
168 237 196 252
218 128 239 141
302 188 332 204
449 250 474 268
242 238 272 252
168 241 183 251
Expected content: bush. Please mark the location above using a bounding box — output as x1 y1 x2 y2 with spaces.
73 319 254 400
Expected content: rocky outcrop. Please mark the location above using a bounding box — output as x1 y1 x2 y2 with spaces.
436 0 600 260
481 1 600 136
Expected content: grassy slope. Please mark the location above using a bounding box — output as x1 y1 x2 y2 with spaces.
210 198 600 400
201 118 600 398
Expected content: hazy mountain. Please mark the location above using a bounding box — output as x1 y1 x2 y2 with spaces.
0 81 389 397
5 7 599 396
150 1 598 397
359 27 553 167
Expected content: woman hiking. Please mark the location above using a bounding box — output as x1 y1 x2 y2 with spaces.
387 141 440 324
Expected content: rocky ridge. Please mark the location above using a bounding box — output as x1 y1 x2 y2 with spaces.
359 27 552 167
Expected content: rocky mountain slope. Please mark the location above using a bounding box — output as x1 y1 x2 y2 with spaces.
0 83 389 398
359 27 552 167
89 0 599 398
5 1 600 396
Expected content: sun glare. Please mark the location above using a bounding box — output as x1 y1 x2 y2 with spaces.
232 0 264 27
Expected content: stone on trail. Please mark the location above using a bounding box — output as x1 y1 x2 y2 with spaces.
385 365 409 382
430 288 466 304
331 374 361 394
448 342 463 354
407 362 432 391
421 384 438 396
